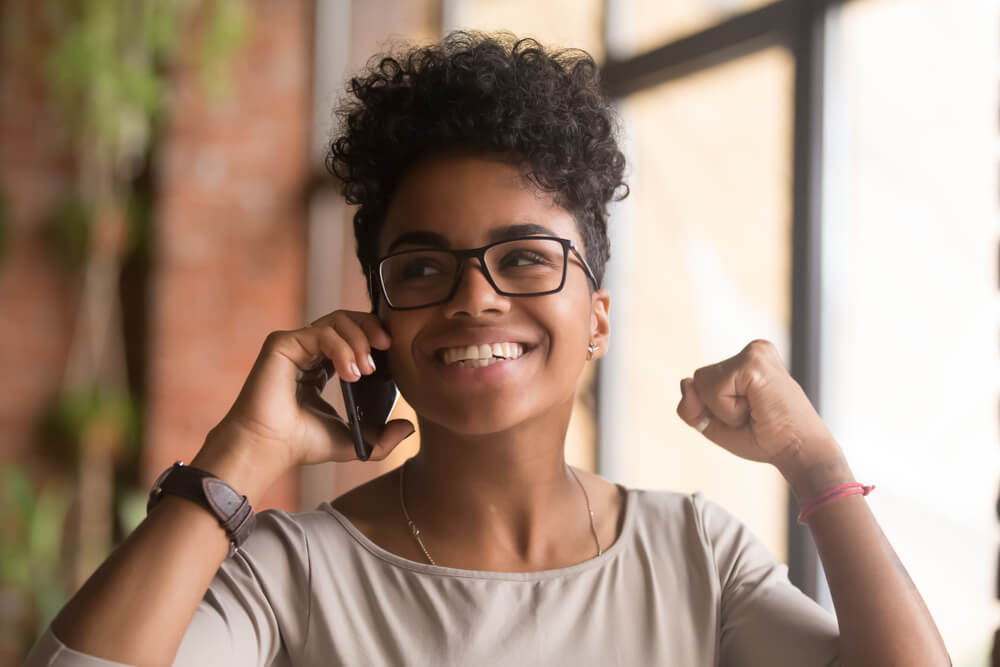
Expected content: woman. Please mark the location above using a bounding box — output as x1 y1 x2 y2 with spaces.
27 32 948 666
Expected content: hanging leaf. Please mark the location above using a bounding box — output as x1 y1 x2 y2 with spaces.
43 198 91 269
41 385 142 465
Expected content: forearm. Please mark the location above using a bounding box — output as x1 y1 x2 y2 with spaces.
779 444 950 667
49 428 277 666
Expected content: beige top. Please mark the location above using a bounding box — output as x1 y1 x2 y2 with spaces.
25 488 839 666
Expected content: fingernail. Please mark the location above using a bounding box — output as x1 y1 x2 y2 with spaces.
367 353 376 372
405 427 416 439
350 362 361 378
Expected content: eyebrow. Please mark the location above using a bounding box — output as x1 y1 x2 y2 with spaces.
385 223 558 254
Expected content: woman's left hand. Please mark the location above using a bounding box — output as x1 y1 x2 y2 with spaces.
676 339 847 492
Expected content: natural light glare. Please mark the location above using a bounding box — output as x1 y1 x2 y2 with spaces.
821 1 1000 663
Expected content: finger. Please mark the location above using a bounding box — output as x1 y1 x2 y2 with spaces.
677 377 706 424
330 312 377 374
299 411 415 464
312 325 363 381
259 329 332 386
313 310 392 350
691 360 750 428
363 419 417 461
678 376 765 458
344 311 392 351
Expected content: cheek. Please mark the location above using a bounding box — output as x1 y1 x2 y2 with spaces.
538 295 592 364
379 313 421 372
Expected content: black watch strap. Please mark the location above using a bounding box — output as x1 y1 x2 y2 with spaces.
147 461 256 557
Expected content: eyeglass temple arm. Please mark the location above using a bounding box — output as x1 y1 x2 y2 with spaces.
569 243 600 289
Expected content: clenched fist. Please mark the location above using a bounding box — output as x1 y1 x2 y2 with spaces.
676 339 851 499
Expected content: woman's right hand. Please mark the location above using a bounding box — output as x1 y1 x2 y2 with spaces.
193 310 415 498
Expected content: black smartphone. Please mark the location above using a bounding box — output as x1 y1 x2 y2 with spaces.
295 348 399 461
339 348 399 461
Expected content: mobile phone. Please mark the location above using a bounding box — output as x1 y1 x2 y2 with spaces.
339 348 399 460
295 349 399 461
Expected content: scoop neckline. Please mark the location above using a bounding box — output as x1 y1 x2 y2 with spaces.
319 483 635 581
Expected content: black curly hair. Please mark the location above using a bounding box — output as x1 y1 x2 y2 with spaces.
327 30 628 305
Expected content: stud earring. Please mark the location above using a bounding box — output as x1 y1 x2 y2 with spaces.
587 342 599 360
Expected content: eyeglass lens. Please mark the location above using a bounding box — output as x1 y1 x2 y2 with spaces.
379 238 567 308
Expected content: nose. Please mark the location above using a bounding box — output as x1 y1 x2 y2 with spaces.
443 258 509 318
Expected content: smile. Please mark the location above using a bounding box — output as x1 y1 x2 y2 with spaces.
438 342 527 367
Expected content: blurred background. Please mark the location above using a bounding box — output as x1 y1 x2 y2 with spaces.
0 0 996 664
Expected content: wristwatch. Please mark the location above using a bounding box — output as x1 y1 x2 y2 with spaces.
147 461 256 557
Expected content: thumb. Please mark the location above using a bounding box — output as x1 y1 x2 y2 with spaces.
364 419 417 460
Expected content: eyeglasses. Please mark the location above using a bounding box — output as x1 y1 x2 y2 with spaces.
376 236 599 310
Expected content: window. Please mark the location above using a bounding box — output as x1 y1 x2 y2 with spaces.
608 46 796 559
818 1 1000 661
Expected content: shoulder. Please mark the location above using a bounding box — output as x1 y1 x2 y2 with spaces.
627 487 719 531
228 488 372 582
629 488 748 533
627 488 772 570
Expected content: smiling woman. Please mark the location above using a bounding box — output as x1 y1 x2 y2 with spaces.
25 30 949 667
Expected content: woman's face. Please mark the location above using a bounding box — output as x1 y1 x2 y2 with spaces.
376 153 610 436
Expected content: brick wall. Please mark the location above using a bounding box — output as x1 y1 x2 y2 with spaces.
0 5 78 469
144 0 315 510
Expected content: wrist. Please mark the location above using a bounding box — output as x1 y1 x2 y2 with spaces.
190 423 288 506
772 439 855 502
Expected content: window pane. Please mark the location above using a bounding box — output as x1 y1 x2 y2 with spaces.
613 0 778 58
613 46 794 559
822 0 999 661
448 0 605 60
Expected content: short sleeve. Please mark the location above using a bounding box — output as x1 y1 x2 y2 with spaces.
691 492 840 667
21 511 310 667
22 627 132 667
172 509 311 667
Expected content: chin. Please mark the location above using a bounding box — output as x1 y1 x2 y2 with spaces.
406 391 544 437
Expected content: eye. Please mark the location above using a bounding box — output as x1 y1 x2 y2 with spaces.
400 259 445 279
499 250 553 269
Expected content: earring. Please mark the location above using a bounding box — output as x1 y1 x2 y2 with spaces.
587 342 599 360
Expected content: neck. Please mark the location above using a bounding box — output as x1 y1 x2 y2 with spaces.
404 398 587 564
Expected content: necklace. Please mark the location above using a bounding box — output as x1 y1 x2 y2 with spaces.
398 457 602 567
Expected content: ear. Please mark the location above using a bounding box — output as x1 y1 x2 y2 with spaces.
589 288 611 360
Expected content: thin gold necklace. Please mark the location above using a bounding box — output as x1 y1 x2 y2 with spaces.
398 457 602 567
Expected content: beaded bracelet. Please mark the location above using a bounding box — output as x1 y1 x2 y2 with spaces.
797 482 876 525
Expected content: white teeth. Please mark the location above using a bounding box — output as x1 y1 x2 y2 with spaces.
441 342 526 366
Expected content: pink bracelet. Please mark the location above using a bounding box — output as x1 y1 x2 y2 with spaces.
797 482 875 525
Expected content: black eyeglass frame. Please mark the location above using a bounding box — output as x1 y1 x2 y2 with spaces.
374 235 600 311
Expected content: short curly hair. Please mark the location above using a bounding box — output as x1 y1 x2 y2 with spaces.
327 30 628 304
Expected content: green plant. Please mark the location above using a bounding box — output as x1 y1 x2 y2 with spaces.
42 385 142 464
0 465 71 655
1 1 249 660
35 0 248 582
